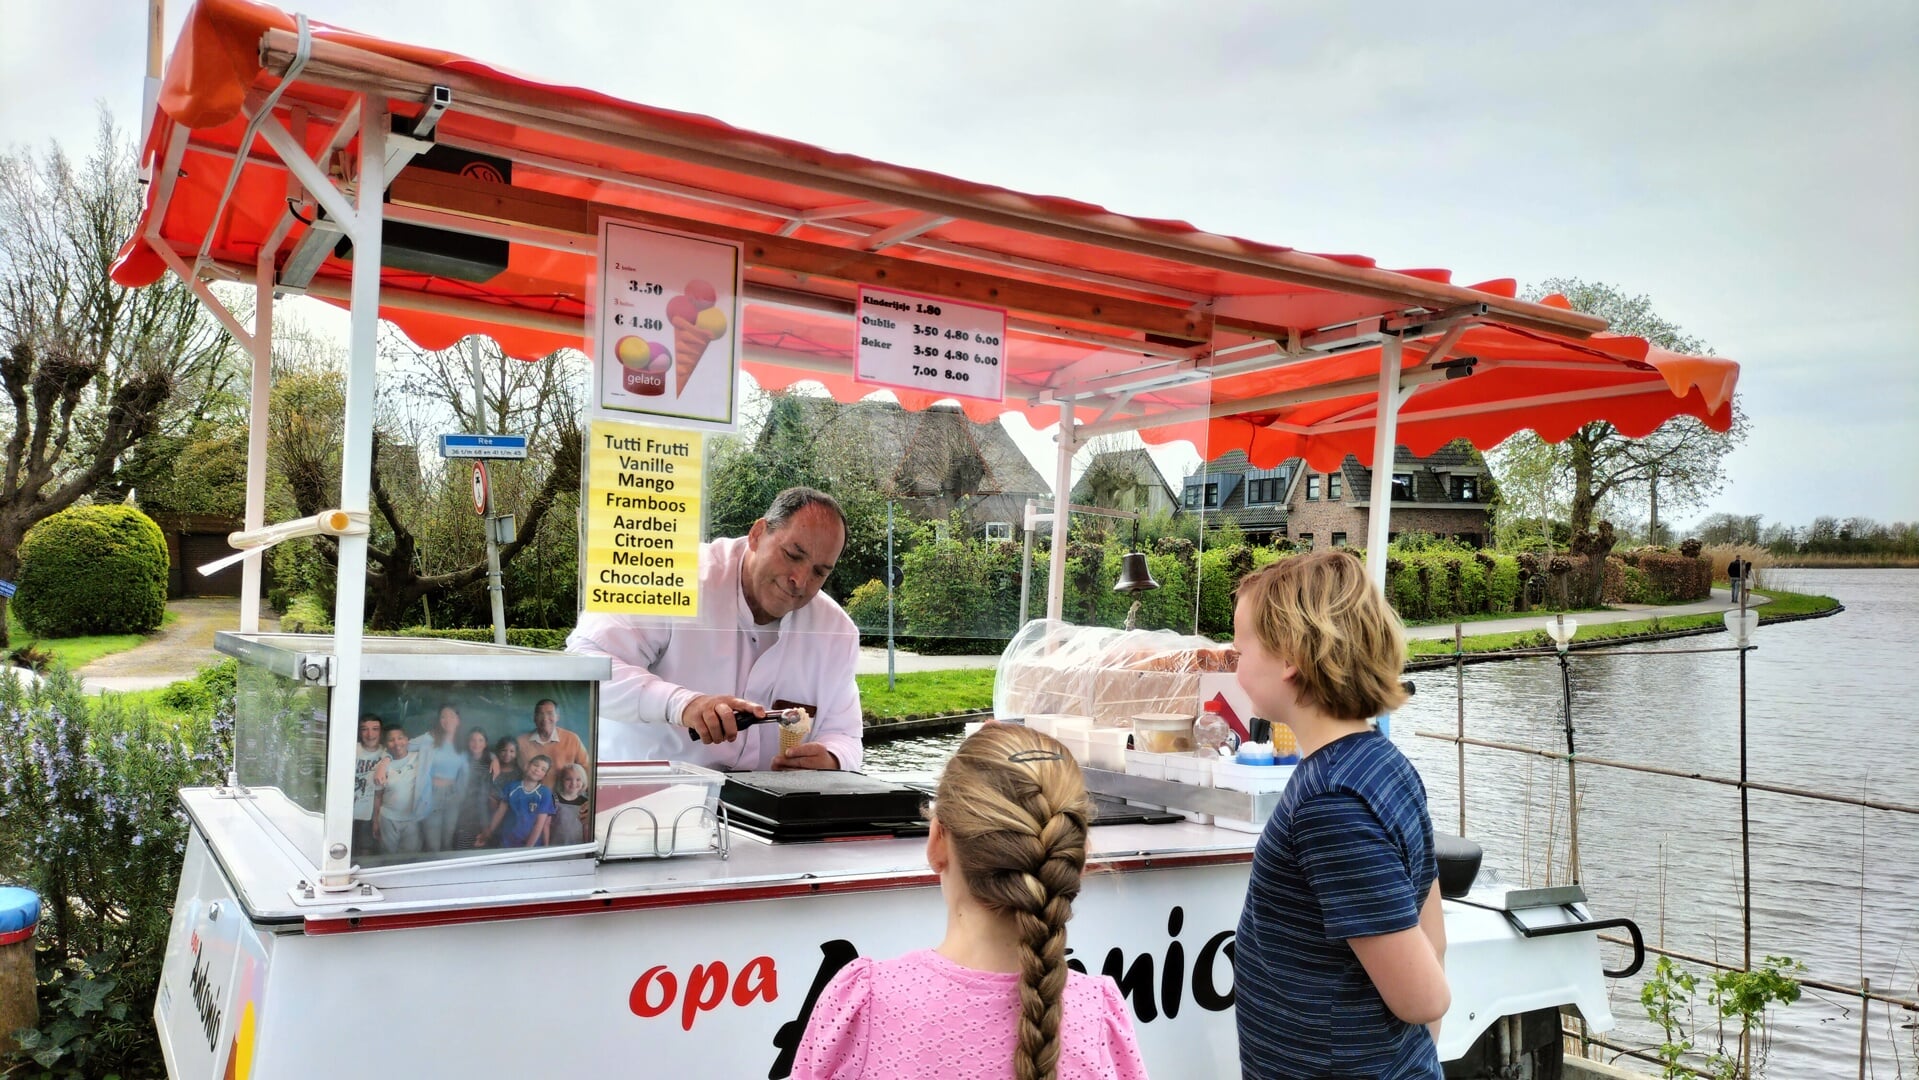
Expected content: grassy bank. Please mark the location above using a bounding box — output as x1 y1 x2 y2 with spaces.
1406 587 1840 659
857 668 995 721
8 610 177 670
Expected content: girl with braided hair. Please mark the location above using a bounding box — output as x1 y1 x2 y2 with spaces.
793 723 1148 1080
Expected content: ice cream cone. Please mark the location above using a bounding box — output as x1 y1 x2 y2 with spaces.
779 712 812 756
671 315 716 396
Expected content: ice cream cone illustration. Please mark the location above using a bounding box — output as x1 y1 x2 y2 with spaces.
615 336 671 396
667 281 727 396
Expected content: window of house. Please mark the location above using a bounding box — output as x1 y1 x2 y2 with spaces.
1297 533 1315 548
1247 478 1279 505
1331 532 1347 547
1452 475 1479 501
1306 475 1321 501
1182 485 1201 509
1327 473 1342 500
1203 483 1219 508
1391 473 1415 501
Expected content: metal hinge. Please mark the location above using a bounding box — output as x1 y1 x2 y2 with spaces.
294 653 336 686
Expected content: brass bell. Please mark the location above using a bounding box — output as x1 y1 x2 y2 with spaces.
1112 551 1160 593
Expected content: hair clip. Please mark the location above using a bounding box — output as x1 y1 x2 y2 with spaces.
1008 749 1064 763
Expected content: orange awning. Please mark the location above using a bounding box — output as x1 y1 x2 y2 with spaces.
117 0 1737 466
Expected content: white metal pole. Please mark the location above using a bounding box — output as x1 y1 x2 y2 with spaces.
1045 401 1075 622
469 339 507 645
321 96 386 889
140 0 163 150
1364 336 1403 591
239 252 273 632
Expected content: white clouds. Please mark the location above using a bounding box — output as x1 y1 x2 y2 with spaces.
3 0 1911 523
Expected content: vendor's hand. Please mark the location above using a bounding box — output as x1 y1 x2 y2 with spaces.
772 743 840 771
682 694 763 745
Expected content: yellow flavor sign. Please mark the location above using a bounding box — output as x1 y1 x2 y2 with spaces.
582 419 703 615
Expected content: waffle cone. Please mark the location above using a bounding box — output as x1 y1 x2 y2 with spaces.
672 315 716 395
779 723 808 755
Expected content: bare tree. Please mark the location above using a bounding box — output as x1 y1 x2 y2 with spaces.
1497 279 1748 539
0 113 237 644
270 334 582 628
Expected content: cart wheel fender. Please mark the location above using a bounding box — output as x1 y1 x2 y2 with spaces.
1433 901 1616 1064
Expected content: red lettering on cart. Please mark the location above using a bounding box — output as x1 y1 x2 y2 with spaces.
733 955 778 1006
630 956 783 1030
629 965 676 1018
682 961 730 1031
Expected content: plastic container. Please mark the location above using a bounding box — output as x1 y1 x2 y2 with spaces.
1056 728 1092 766
1123 749 1166 811
1085 728 1129 771
1212 760 1296 794
596 760 727 858
1132 712 1196 754
1161 753 1215 824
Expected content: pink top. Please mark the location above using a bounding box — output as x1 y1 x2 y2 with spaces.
792 949 1151 1080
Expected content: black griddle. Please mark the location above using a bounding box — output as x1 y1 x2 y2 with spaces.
719 773 1179 843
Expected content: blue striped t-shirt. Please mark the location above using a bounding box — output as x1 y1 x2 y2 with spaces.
1236 728 1441 1079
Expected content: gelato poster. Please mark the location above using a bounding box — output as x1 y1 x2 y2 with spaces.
592 219 743 431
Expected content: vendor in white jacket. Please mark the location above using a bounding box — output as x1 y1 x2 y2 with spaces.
567 487 862 772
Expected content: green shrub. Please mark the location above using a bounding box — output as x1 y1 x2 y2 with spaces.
156 658 239 717
393 627 570 651
0 669 230 1076
842 579 890 633
13 505 169 637
280 592 334 632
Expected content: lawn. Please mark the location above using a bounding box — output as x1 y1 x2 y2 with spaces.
8 609 178 670
857 668 995 721
1405 587 1840 659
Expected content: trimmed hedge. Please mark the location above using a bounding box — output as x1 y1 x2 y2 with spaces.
14 505 169 637
394 627 570 651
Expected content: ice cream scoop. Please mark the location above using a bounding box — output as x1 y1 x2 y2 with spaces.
683 279 717 309
683 706 810 740
615 336 651 368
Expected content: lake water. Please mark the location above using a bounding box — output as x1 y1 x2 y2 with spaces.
865 569 1919 1075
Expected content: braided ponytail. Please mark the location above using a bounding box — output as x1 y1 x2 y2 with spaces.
934 725 1092 1080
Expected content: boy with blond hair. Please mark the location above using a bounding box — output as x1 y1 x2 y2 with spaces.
1232 550 1447 1078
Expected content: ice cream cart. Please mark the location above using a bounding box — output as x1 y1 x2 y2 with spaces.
115 1 1738 1075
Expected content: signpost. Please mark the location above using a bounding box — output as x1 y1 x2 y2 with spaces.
439 433 529 460
854 286 1007 402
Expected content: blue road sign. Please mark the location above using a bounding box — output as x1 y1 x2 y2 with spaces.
0 580 15 599
439 433 529 460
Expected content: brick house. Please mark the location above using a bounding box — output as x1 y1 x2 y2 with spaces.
1179 443 1493 549
1176 450 1298 544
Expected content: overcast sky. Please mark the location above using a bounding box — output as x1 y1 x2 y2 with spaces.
4 0 1914 528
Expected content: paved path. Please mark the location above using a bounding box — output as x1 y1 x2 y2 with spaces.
857 645 1000 675
75 597 277 693
1400 588 1768 641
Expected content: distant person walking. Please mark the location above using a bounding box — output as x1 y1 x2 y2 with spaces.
1727 557 1749 605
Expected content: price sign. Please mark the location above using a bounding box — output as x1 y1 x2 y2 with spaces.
592 219 743 431
853 287 1006 403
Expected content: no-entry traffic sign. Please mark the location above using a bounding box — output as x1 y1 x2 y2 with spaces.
471 461 490 516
